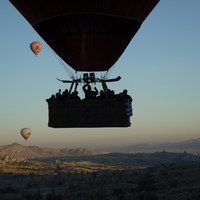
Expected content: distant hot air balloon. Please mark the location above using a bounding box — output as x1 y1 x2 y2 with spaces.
20 128 31 141
30 41 42 56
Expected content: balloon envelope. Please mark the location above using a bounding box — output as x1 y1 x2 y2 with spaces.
10 0 159 71
20 128 31 140
30 41 42 56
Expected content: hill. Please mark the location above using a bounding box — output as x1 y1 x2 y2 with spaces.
1 141 200 200
0 143 107 158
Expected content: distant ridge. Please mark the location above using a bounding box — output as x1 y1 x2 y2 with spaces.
0 143 107 158
1 138 200 158
101 138 200 155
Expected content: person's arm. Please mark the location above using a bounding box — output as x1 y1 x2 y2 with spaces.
82 84 88 93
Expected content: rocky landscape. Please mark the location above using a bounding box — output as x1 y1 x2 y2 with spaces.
0 141 200 199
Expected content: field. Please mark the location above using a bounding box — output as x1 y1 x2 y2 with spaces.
1 152 200 199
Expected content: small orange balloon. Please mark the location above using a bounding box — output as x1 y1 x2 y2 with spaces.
30 41 42 56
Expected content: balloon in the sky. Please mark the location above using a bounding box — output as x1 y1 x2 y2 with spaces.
20 128 31 140
10 0 159 72
30 41 42 56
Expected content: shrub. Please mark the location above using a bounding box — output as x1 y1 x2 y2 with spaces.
0 166 4 174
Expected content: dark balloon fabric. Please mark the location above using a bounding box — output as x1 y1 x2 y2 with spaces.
9 0 159 71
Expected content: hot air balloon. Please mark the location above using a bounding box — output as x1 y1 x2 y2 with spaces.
20 128 31 141
30 41 42 56
10 0 159 128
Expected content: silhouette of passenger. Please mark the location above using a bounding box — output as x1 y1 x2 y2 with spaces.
56 89 62 100
108 90 115 99
97 90 107 100
122 89 132 102
83 84 98 100
122 89 133 119
62 89 69 100
50 94 56 100
46 94 55 101
70 91 81 100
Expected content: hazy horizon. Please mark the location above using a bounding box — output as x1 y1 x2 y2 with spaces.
1 136 200 150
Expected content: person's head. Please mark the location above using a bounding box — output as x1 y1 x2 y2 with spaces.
123 89 128 95
65 89 68 93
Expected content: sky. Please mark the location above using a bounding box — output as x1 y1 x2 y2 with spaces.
0 0 200 149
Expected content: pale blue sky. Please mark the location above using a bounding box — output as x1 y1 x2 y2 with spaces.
0 1 200 148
